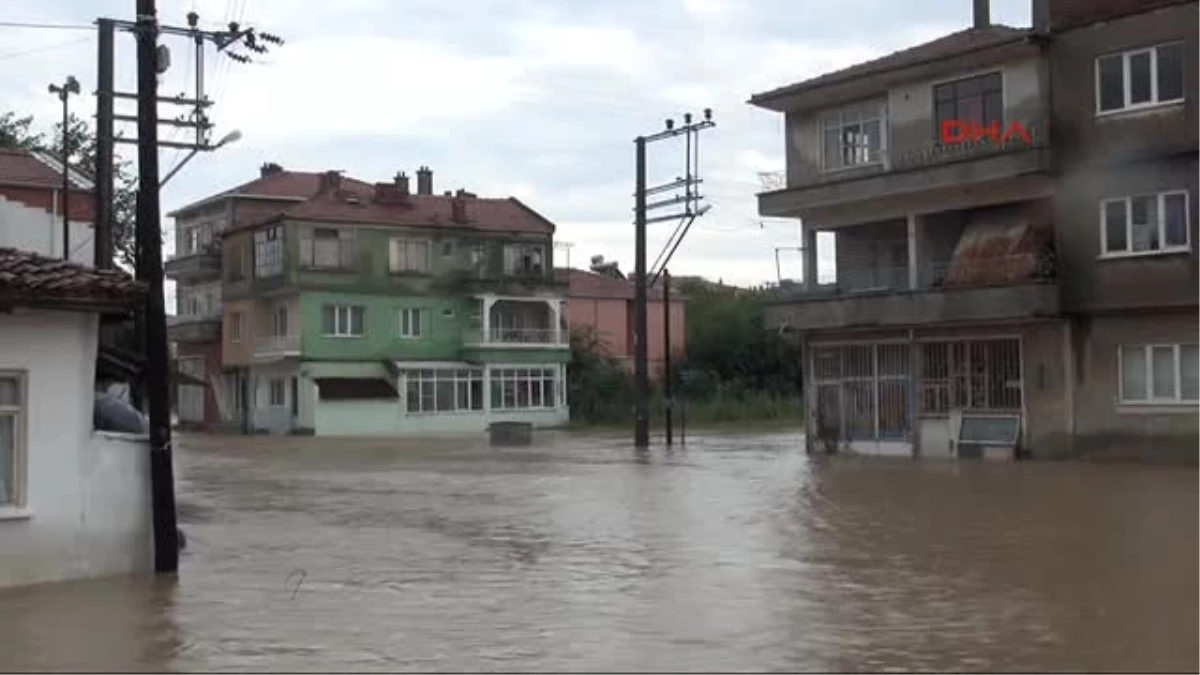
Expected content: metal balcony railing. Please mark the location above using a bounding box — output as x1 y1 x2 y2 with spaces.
467 326 566 346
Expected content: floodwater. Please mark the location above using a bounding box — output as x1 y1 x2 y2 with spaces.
0 430 1196 673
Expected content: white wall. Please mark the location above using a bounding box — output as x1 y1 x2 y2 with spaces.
0 310 152 589
0 195 94 267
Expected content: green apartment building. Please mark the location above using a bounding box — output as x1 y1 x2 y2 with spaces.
219 167 570 436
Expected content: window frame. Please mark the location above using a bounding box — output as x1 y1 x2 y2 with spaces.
502 243 546 276
1099 190 1191 258
931 70 1005 145
268 378 287 408
253 225 284 279
322 304 366 338
388 238 431 274
398 308 424 339
1094 42 1187 116
229 311 243 343
1117 343 1199 405
488 366 560 411
403 368 485 415
819 101 887 173
0 370 28 511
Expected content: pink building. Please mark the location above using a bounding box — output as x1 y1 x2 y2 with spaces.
556 262 687 379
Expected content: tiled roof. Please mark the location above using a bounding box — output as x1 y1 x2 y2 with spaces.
0 248 144 310
556 268 680 300
0 148 92 190
169 170 374 216
749 25 1029 106
257 186 556 236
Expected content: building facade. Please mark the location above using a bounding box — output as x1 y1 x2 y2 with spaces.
751 0 1197 460
0 149 95 267
217 169 570 436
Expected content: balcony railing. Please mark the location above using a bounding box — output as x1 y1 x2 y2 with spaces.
778 252 1057 300
254 334 301 359
466 326 567 346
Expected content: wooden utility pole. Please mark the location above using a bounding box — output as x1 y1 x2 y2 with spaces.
135 0 179 574
662 269 673 445
633 137 649 448
94 19 115 269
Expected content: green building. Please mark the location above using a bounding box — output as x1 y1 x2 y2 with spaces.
219 167 570 436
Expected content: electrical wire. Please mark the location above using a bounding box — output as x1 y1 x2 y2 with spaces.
0 21 93 30
0 35 92 60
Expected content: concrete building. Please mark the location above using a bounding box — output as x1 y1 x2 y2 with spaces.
0 149 95 266
216 168 570 436
0 247 151 588
750 0 1197 460
556 258 687 377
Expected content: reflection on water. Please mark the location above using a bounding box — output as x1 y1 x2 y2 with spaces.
0 431 1195 672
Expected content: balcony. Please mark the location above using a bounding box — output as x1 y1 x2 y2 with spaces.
254 334 301 361
167 313 221 344
464 326 568 348
165 243 222 282
768 253 1060 332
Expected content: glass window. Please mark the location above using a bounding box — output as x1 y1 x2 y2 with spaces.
0 374 22 507
1156 43 1185 102
1181 345 1199 401
1164 193 1188 247
322 305 365 337
1151 346 1177 399
1128 51 1153 105
404 368 485 414
1101 191 1190 256
489 367 560 411
821 103 886 170
1121 344 1200 404
398 309 423 338
1097 43 1186 113
253 225 284 278
933 72 1003 142
1130 195 1159 252
1097 54 1124 112
389 239 430 273
1121 347 1148 401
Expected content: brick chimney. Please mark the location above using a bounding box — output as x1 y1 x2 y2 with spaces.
416 165 433 195
260 162 283 177
318 170 342 193
450 193 468 223
973 0 989 28
395 171 410 197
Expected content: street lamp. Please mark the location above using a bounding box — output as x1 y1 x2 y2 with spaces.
48 75 81 261
159 129 243 188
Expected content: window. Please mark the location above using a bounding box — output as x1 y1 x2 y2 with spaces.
1101 191 1190 256
268 378 286 407
271 305 289 337
230 312 243 343
1120 344 1199 404
404 368 484 414
1096 43 1185 114
389 238 430 273
398 308 424 339
503 244 545 276
226 243 248 282
441 241 455 256
934 72 1003 142
254 225 284 278
821 102 885 170
0 372 24 508
299 227 353 269
490 367 559 410
322 305 365 337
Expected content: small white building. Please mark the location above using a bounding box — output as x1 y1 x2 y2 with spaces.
0 247 152 589
0 148 95 267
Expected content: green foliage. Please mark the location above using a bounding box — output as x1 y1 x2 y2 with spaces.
0 110 138 268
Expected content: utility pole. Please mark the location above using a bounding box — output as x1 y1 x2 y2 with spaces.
49 76 81 262
662 268 673 445
95 19 115 269
632 110 715 449
135 0 178 575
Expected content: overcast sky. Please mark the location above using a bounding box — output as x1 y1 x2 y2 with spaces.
3 0 1031 286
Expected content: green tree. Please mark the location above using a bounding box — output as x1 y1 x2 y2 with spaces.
567 325 635 423
1 110 138 268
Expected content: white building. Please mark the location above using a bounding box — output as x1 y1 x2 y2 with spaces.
0 246 152 589
0 148 96 267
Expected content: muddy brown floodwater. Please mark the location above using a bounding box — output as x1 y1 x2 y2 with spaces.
0 430 1196 672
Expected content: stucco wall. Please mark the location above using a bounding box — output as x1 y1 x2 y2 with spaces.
0 310 152 589
565 296 686 366
0 195 94 266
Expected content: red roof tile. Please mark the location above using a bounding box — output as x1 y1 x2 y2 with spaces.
169 170 374 216
556 268 680 300
1048 0 1194 30
0 248 144 310
0 149 91 190
749 25 1029 106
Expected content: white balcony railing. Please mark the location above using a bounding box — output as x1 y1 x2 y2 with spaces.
254 334 301 359
467 326 567 347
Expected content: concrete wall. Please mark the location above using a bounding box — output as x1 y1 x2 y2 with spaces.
221 298 256 366
565 296 686 368
0 310 152 589
0 195 94 266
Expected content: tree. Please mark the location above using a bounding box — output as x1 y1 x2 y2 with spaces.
1 110 138 268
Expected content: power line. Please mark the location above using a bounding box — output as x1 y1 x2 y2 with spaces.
0 35 92 60
0 20 94 30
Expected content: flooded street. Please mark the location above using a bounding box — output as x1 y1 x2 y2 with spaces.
1 430 1195 672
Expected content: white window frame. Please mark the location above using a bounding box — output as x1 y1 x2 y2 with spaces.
322 304 365 338
268 378 287 408
253 225 284 279
502 243 545 276
271 305 289 338
1095 42 1186 116
403 368 485 414
489 366 559 411
229 311 243 343
0 370 27 511
389 238 431 273
398 308 424 339
1118 344 1199 405
1099 190 1191 258
819 102 887 172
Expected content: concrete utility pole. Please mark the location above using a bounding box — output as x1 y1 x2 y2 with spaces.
48 76 81 261
632 110 715 449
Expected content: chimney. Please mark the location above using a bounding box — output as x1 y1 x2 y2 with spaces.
395 171 410 197
973 0 989 28
318 170 342 193
260 162 283 178
416 165 433 195
455 188 476 199
450 194 468 223
1031 0 1050 34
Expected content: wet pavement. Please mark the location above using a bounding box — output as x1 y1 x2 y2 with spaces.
0 430 1196 672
